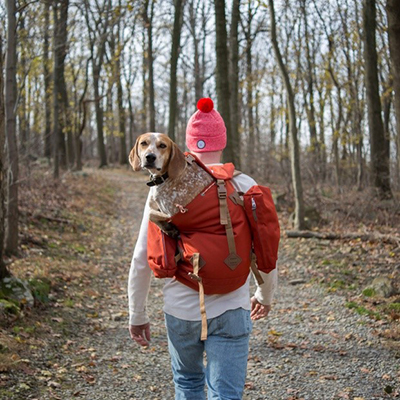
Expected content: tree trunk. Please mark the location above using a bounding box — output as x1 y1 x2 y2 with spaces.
5 0 19 255
300 0 319 165
144 0 156 132
363 0 392 198
330 89 342 189
270 72 276 152
245 41 255 174
75 59 90 171
229 0 241 168
53 0 70 176
244 4 255 174
141 30 148 131
214 0 233 162
83 0 109 168
92 66 107 167
268 0 305 230
188 1 202 102
19 15 28 158
117 65 127 165
43 1 52 159
0 34 10 277
168 0 184 142
386 0 400 183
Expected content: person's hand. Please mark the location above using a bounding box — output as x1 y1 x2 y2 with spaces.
250 296 271 321
129 323 151 346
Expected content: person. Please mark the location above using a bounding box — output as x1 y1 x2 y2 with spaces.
128 98 278 400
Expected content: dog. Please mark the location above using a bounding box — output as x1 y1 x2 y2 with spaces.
129 133 214 237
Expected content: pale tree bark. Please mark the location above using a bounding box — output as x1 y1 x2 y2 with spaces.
0 34 10 278
43 0 51 159
116 60 127 165
58 0 74 168
188 0 202 102
269 69 277 152
5 0 19 255
125 65 137 151
268 0 305 230
300 0 319 165
313 1 343 190
187 0 211 105
229 0 241 168
337 1 364 189
83 0 111 168
363 0 392 198
143 0 156 132
168 0 185 142
74 59 90 171
242 2 256 174
214 0 233 162
386 0 400 182
111 14 128 165
141 30 148 131
19 15 28 157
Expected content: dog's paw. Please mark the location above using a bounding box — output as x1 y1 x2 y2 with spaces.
163 224 180 239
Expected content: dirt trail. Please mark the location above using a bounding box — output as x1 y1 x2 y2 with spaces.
5 169 399 400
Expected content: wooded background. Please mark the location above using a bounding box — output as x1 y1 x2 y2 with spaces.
0 0 399 274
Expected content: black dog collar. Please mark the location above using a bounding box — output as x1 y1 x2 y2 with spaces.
146 172 169 187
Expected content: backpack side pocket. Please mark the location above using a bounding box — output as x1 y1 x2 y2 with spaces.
243 186 280 274
147 221 178 278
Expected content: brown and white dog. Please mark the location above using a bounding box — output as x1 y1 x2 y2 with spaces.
129 132 214 237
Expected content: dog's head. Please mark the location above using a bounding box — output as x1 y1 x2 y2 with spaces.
129 133 186 180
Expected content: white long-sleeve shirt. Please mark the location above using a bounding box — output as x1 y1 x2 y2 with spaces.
128 170 278 326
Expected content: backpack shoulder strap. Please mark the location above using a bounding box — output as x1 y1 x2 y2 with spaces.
216 179 242 270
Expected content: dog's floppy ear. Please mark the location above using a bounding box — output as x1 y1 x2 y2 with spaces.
168 142 186 180
129 136 142 171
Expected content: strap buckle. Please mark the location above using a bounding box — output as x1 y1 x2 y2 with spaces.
188 272 202 282
185 154 196 165
217 180 227 199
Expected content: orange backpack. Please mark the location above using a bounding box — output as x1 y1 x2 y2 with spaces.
146 153 280 339
146 153 280 291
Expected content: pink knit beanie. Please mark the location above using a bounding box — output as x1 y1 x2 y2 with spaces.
186 98 227 153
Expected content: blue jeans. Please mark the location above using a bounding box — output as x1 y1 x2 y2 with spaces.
164 308 252 400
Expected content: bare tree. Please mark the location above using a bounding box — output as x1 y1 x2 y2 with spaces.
363 0 392 198
0 33 10 278
386 0 400 181
110 5 129 165
43 0 52 159
52 0 70 178
299 0 319 166
186 0 210 104
229 0 241 168
143 0 156 132
268 0 305 230
214 0 233 162
168 0 185 142
5 0 19 255
241 2 257 174
83 0 111 168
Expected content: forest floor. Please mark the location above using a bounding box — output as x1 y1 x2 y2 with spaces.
0 163 399 400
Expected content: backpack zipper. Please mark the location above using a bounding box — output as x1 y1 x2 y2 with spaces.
251 197 258 221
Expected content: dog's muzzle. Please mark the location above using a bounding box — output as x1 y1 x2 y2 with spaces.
144 153 157 168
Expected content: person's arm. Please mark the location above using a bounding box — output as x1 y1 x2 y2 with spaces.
231 173 279 320
250 267 278 320
128 192 153 346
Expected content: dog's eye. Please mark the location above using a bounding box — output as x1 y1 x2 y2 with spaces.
159 143 167 149
140 141 147 146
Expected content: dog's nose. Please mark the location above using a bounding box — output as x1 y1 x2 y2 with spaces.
146 153 156 164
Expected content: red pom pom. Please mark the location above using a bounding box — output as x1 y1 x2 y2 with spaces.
197 98 214 113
